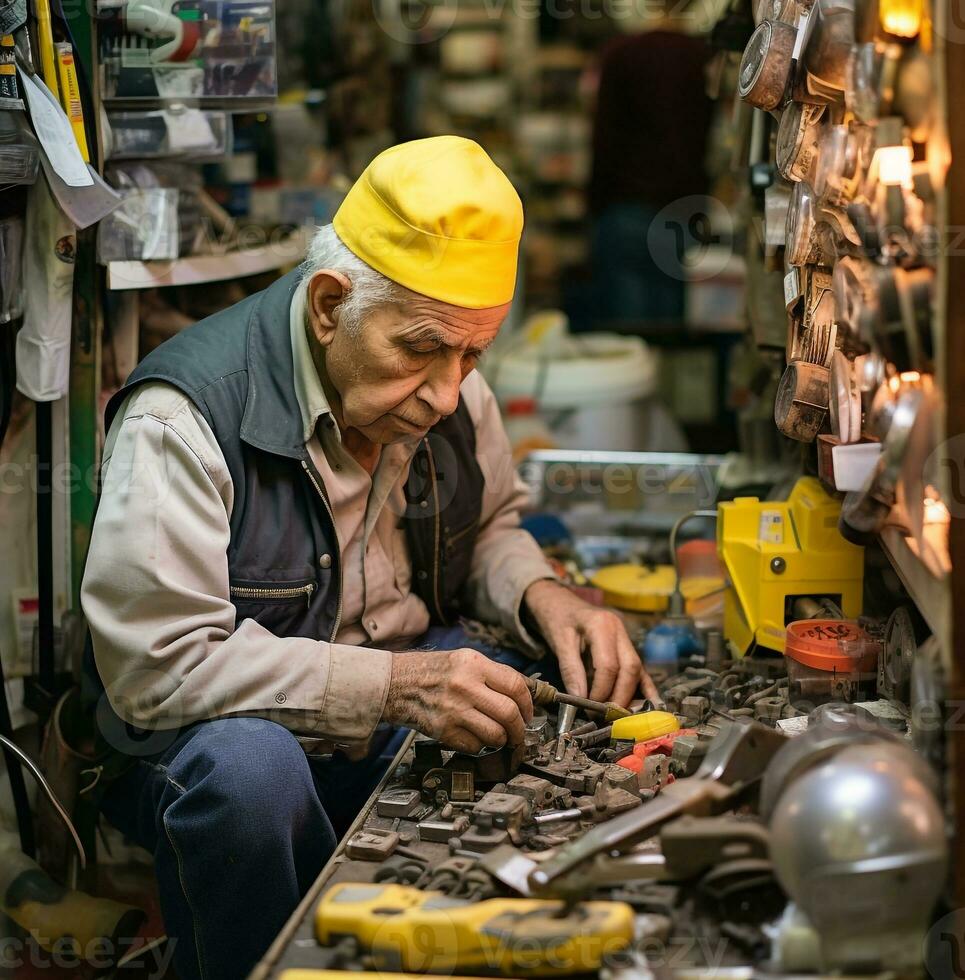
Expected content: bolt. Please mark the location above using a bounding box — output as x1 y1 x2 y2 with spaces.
770 556 786 574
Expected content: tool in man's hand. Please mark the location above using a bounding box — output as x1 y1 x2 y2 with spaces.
524 675 633 721
553 703 578 762
314 882 634 976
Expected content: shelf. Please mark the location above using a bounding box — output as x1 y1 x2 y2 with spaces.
106 226 312 291
879 521 950 638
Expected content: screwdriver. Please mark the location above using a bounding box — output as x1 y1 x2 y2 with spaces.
524 675 633 721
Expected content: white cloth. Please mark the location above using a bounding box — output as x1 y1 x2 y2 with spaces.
15 176 75 401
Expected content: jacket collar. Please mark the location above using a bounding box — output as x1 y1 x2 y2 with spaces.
239 267 311 459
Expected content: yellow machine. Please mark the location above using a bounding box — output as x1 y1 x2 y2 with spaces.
717 477 864 656
314 882 634 976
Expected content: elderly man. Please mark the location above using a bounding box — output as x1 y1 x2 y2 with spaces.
82 137 657 980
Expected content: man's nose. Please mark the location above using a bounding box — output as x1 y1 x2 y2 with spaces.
418 356 463 418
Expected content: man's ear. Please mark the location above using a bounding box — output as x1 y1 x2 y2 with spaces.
306 270 352 347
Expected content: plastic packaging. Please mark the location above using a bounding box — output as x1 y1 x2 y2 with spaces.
0 111 39 185
106 109 232 159
99 0 277 103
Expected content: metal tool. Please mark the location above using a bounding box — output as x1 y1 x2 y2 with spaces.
525 675 633 721
525 720 787 895
553 703 577 762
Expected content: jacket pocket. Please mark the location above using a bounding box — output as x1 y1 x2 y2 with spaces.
229 577 317 636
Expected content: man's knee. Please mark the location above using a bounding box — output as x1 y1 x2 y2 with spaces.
165 718 318 823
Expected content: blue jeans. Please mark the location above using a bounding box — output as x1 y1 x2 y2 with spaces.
99 625 561 980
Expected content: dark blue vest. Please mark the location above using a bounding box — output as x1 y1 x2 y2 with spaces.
85 269 485 732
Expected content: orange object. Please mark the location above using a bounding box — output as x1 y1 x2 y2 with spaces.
784 620 878 673
616 728 697 773
676 539 723 580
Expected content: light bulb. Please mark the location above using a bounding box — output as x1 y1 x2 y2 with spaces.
874 144 914 187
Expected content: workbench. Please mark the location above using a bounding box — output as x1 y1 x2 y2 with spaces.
249 705 788 980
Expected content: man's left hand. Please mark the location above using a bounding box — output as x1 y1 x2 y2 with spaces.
523 579 660 708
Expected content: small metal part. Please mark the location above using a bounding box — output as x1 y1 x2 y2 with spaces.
534 807 583 826
478 844 539 897
879 606 916 702
502 774 557 809
775 359 831 443
345 828 401 861
737 19 797 109
471 792 529 842
461 816 510 852
450 770 474 802
705 631 724 672
603 764 639 794
417 815 469 843
776 101 825 183
555 703 578 761
573 725 613 749
680 696 711 727
376 788 422 819
659 816 771 880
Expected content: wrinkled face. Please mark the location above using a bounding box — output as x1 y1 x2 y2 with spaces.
306 270 509 444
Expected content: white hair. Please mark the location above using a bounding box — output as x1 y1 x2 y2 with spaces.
301 223 410 334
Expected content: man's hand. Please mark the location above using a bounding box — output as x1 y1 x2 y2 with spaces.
523 579 660 707
383 649 534 753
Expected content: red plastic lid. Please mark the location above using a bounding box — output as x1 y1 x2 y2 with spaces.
785 619 878 672
677 540 717 558
505 397 538 416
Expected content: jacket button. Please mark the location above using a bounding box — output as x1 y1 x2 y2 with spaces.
417 570 428 581
319 554 332 569
419 499 429 509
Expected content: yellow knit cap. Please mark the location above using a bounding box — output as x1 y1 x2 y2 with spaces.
332 136 523 309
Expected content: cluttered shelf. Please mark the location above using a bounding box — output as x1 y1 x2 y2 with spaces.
105 225 313 291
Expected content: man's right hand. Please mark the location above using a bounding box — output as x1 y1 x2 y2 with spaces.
383 649 534 753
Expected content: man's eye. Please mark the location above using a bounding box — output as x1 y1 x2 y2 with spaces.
406 344 438 355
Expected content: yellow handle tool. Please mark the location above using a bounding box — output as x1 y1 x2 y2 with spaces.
281 974 494 980
55 41 89 161
33 0 60 100
611 710 680 743
314 882 634 977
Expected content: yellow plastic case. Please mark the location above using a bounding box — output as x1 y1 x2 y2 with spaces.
717 477 864 656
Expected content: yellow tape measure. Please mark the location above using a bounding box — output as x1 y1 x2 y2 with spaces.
314 882 634 976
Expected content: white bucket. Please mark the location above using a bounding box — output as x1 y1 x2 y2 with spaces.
485 312 672 452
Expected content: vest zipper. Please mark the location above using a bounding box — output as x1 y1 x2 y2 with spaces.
301 458 343 642
229 583 315 608
423 438 446 624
